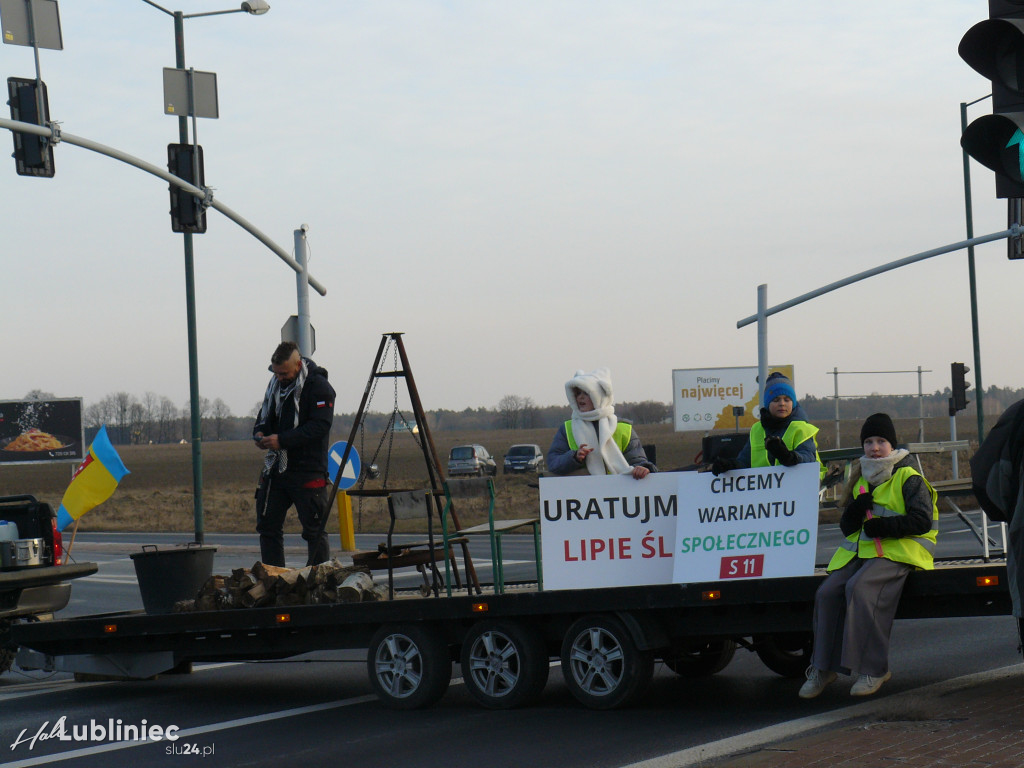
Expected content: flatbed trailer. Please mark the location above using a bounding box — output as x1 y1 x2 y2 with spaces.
11 555 1010 710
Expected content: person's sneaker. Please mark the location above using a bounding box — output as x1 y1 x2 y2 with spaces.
850 670 892 697
798 666 837 699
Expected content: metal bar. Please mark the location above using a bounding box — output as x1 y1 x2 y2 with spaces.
961 100 985 443
737 229 1021 329
325 335 389 515
0 117 327 295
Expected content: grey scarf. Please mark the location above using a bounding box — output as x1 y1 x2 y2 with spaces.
259 359 308 474
859 448 910 487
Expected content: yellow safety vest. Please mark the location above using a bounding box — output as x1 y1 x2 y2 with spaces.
564 421 633 473
749 420 824 479
827 466 939 572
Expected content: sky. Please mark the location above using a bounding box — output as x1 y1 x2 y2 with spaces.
1 1 1019 421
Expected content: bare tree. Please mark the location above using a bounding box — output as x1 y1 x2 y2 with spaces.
497 395 536 429
23 390 56 400
157 396 179 443
210 398 232 441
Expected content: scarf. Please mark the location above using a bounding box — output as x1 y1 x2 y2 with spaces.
565 368 631 476
258 358 308 474
858 448 910 487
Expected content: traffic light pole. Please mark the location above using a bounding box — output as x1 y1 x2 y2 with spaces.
170 11 207 545
961 98 988 442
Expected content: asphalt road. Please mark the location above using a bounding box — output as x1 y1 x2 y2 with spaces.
0 516 1018 768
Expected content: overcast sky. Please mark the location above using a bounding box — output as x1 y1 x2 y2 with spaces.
1 1 1017 420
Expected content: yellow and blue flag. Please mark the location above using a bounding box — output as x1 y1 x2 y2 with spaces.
56 425 130 531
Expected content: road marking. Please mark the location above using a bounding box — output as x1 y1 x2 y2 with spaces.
618 664 1024 768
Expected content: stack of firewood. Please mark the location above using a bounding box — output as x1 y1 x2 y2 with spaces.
176 559 388 612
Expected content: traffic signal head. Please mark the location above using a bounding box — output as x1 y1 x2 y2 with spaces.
6 77 55 178
951 362 972 413
960 6 1024 197
167 143 207 234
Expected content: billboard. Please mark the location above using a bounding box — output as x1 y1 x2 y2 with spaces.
672 365 794 432
0 398 84 464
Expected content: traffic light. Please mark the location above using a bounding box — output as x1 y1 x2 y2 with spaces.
6 77 55 178
951 362 972 413
167 143 207 234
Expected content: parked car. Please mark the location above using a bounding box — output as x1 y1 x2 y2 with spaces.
447 444 497 477
503 444 546 474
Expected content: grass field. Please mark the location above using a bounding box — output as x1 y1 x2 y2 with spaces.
0 416 978 536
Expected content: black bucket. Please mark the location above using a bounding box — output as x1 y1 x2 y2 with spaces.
130 543 217 614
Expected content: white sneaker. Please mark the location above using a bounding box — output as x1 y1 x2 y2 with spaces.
798 666 837 699
850 670 892 696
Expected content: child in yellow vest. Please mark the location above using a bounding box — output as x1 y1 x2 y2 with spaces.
799 413 938 700
711 372 821 475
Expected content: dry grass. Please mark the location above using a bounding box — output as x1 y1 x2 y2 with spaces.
0 417 978 534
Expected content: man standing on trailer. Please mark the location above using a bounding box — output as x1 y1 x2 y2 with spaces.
253 341 336 567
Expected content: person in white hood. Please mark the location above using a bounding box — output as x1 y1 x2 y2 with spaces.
546 368 657 479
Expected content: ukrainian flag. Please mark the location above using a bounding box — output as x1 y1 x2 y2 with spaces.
56 425 130 531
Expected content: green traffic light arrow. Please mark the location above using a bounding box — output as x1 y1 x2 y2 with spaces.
1007 128 1024 182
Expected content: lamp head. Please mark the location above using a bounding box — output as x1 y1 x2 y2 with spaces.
241 1 270 14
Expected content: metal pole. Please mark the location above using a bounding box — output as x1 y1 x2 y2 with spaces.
961 100 986 443
174 10 204 545
833 366 840 447
756 284 767 415
294 227 312 357
918 365 925 442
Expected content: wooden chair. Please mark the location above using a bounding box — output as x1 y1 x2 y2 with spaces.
441 477 542 595
350 490 474 599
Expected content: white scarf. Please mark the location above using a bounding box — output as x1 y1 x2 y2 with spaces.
859 448 909 487
565 368 631 476
259 358 308 474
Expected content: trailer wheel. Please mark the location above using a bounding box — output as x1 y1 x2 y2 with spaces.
460 620 549 709
754 632 813 678
560 614 653 710
367 624 452 710
662 639 736 677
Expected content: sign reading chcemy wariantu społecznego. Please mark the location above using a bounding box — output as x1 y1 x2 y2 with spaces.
540 474 679 590
672 463 819 582
539 464 820 590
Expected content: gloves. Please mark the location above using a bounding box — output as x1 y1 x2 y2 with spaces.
863 516 897 539
839 492 873 537
765 436 798 466
711 457 739 476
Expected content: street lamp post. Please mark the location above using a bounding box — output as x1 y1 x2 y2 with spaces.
140 0 269 544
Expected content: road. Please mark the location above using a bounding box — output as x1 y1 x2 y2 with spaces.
0 515 1018 768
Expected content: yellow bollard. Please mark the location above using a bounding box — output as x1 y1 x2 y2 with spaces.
336 490 356 551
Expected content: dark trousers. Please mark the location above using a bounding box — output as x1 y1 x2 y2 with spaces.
255 472 330 567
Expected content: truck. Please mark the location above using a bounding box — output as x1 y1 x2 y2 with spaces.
8 502 1009 710
0 494 98 675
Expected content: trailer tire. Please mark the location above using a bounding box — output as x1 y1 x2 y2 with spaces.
367 624 452 710
662 639 736 677
560 614 653 710
460 620 549 709
754 632 813 678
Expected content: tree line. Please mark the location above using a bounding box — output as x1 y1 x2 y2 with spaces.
21 384 1024 446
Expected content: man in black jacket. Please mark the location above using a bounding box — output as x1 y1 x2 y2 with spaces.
253 341 336 567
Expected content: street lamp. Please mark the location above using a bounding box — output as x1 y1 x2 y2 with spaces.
140 0 270 544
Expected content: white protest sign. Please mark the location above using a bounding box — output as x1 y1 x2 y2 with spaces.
540 474 678 590
672 463 820 582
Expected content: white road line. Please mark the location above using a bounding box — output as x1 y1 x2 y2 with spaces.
618 665 1024 768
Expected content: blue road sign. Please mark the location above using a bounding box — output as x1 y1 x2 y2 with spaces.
327 441 361 490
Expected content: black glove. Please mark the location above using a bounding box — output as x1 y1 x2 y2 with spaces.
839 493 873 536
863 516 896 539
711 457 738 476
764 436 798 466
